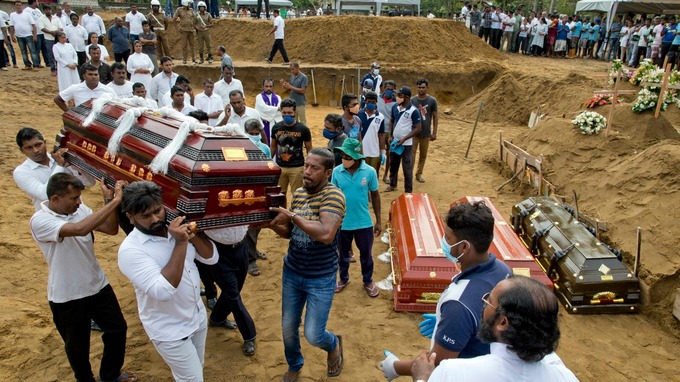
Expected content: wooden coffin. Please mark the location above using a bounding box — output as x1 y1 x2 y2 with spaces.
511 196 640 314
389 194 551 313
57 101 285 231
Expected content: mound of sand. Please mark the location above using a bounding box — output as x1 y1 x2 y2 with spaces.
161 16 504 65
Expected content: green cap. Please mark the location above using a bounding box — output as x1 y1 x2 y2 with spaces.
334 138 365 160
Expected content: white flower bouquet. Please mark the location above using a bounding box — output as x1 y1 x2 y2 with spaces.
571 111 607 135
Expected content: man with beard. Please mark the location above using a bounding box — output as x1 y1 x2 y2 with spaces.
380 201 511 381
384 86 421 193
411 276 578 382
118 181 218 381
266 147 346 381
254 78 282 144
148 56 178 103
80 45 112 83
30 174 136 382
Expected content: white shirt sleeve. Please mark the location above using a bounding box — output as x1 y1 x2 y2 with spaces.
195 240 218 265
13 164 64 205
118 245 180 302
30 212 67 243
98 15 105 34
255 94 279 122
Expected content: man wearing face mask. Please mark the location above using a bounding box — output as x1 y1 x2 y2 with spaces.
331 139 381 298
359 78 373 108
323 113 347 167
385 86 421 193
379 201 511 381
270 98 313 200
341 93 362 141
377 80 397 184
358 91 386 175
360 61 382 92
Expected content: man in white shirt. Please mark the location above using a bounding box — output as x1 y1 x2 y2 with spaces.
0 10 9 71
501 10 516 52
27 0 49 67
37 4 61 75
193 78 223 126
9 0 40 70
118 181 218 381
59 2 74 26
64 12 88 66
54 63 118 110
385 86 421 194
125 4 147 44
410 276 578 382
161 74 193 107
265 9 289 64
169 85 197 115
14 127 96 211
30 173 136 382
81 5 106 43
132 82 158 108
217 89 261 128
148 56 178 103
107 62 134 98
427 11 435 19
254 78 282 144
55 4 71 28
213 64 243 107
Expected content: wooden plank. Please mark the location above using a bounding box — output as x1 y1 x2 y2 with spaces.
560 203 609 231
593 90 638 95
605 68 621 139
501 140 542 170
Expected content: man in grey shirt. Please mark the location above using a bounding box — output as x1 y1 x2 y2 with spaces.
280 61 308 124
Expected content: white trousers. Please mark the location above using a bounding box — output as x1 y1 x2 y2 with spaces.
152 317 208 382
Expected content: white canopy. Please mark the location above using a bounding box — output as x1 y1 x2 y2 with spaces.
576 0 680 16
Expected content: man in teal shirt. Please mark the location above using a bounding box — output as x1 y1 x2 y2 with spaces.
331 138 382 298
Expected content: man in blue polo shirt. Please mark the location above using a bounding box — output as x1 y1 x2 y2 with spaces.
661 17 677 64
107 17 130 64
380 200 511 380
385 86 421 194
331 139 382 298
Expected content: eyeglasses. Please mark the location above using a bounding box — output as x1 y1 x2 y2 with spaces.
482 292 497 310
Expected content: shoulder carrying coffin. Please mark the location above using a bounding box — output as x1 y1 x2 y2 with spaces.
511 196 640 314
389 194 552 313
57 101 285 230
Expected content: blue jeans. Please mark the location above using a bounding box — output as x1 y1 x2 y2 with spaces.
281 267 338 372
37 34 49 66
17 36 39 67
44 39 56 72
606 37 619 61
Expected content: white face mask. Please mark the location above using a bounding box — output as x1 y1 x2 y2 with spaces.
248 134 261 143
373 68 380 75
396 97 404 105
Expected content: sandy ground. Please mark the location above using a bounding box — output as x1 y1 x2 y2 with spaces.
2 20 680 380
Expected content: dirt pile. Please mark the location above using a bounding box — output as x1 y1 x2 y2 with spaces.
161 16 504 65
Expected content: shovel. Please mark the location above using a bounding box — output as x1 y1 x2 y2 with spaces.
311 69 319 107
329 74 337 107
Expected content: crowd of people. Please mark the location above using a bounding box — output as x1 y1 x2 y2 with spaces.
457 2 680 68
8 1 584 381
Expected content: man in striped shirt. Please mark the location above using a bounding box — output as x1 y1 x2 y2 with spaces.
268 147 346 382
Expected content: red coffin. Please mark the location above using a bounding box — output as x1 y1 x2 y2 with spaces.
389 194 552 313
57 101 285 230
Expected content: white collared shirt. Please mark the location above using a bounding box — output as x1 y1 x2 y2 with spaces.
205 226 248 245
148 71 178 102
218 106 261 128
213 78 244 107
60 80 117 106
81 13 106 36
118 228 218 341
254 92 282 124
428 343 579 382
64 23 88 51
38 15 62 41
161 89 192 108
13 156 96 211
194 92 224 126
125 11 147 35
30 202 109 303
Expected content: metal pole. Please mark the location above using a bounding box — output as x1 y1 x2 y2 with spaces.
634 227 642 277
465 102 484 159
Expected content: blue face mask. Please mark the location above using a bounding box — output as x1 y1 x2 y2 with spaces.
283 115 295 125
373 69 380 75
248 134 261 143
441 236 467 263
323 129 342 140
365 103 377 111
384 90 393 99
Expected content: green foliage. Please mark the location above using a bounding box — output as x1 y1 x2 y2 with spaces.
292 0 316 10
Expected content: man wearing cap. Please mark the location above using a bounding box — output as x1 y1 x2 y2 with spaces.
195 1 212 64
358 91 386 175
359 78 373 108
174 0 195 64
385 86 421 194
331 138 381 298
148 0 171 60
360 62 382 92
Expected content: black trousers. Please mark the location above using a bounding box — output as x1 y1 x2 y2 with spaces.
49 284 127 382
210 241 257 341
114 49 130 64
268 39 289 63
256 0 270 18
0 39 6 69
76 51 87 67
195 259 217 299
491 28 502 49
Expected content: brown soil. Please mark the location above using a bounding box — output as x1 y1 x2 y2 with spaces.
2 14 680 382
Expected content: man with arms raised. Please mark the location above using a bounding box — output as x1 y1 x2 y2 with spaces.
30 173 136 382
267 147 346 381
118 181 217 381
411 276 578 382
54 63 117 111
380 201 511 380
